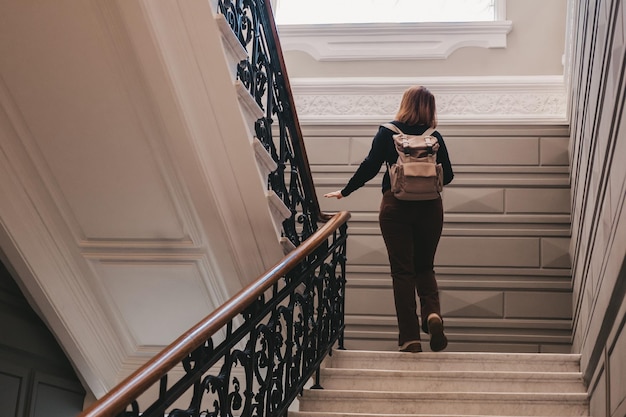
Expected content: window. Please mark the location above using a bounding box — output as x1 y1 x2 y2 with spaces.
275 0 498 25
273 0 511 61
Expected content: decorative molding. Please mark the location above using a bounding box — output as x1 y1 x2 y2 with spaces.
215 14 248 68
253 139 277 178
136 0 286 273
562 0 579 101
275 0 509 61
266 190 291 229
494 0 507 21
289 76 568 125
236 80 264 126
0 81 128 397
277 20 513 61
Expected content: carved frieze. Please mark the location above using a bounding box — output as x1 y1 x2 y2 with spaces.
290 77 568 124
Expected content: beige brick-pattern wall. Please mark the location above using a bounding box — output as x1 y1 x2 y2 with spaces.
567 1 626 417
307 124 572 353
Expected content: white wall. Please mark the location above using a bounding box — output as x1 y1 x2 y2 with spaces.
280 0 567 78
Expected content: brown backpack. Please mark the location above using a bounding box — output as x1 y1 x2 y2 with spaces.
383 123 443 201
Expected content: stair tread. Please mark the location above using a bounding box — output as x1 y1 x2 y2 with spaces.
291 413 590 417
298 393 589 416
327 350 581 372
330 349 581 361
318 367 585 393
302 390 588 400
322 368 583 378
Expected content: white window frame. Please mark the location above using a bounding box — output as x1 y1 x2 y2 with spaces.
274 0 512 61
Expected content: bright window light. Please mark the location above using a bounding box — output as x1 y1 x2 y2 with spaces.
274 0 496 25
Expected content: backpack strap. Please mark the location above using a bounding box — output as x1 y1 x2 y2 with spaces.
422 128 437 154
382 123 437 154
382 123 436 138
382 123 404 135
423 127 436 137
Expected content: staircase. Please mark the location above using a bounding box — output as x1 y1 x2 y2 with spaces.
291 349 589 417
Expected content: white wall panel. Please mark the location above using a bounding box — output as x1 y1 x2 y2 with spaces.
441 291 504 318
346 235 388 266
437 237 540 267
0 0 189 241
540 137 570 165
305 137 351 165
505 291 572 319
446 137 540 165
541 237 571 268
350 137 379 164
95 261 214 347
506 189 571 213
445 188 505 213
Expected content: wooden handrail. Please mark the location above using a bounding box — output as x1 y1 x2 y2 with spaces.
79 210 351 417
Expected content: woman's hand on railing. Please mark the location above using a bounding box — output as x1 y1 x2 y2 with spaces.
324 190 344 199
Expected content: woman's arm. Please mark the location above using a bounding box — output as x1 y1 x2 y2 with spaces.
325 127 391 199
333 127 391 198
435 132 454 185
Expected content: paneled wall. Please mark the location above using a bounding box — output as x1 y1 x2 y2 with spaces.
306 123 572 353
0 257 85 416
567 1 626 417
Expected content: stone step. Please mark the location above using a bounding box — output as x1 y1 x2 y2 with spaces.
327 350 581 373
318 368 585 393
297 390 589 416
291 413 589 417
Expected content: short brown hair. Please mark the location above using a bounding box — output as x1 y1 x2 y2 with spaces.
395 86 437 127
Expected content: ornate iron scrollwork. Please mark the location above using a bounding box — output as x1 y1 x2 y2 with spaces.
217 0 320 247
115 222 348 417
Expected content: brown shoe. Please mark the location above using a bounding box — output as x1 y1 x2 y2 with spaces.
428 315 448 352
399 340 422 352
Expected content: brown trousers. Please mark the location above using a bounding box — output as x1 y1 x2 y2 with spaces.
378 190 444 345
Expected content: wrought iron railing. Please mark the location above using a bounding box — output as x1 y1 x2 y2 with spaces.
217 0 327 247
79 211 350 417
79 2 349 415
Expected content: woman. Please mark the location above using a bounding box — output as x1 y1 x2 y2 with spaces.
324 86 454 353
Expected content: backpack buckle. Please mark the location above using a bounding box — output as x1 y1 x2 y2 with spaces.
425 137 434 155
401 136 410 155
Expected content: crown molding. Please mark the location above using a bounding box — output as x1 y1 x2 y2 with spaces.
275 0 509 61
290 76 568 125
